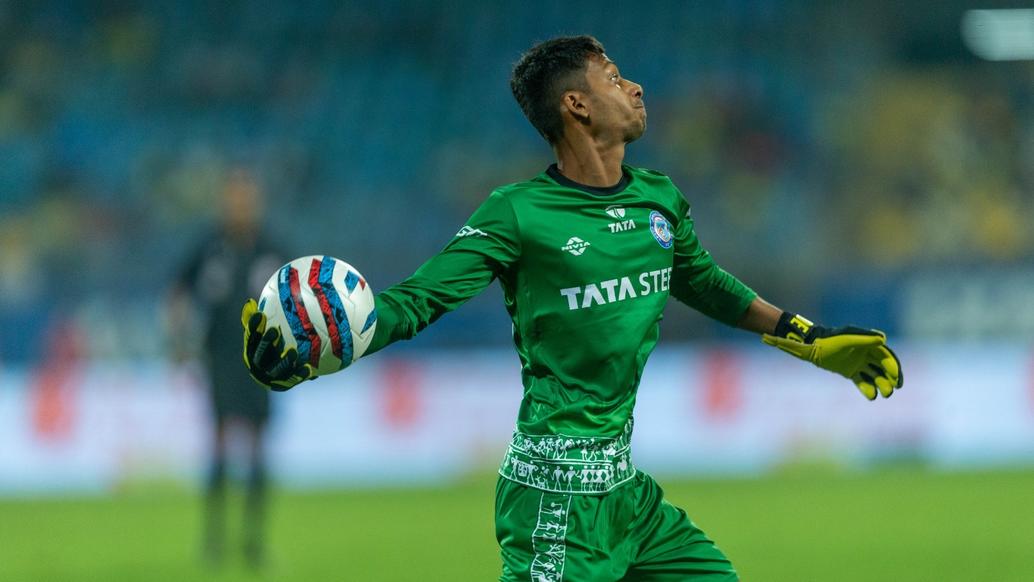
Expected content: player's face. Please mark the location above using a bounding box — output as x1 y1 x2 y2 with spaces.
584 55 646 142
223 169 262 234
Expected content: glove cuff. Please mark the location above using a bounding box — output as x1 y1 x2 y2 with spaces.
773 312 817 343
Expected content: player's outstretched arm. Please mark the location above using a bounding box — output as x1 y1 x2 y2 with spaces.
665 191 902 400
362 191 520 357
744 299 903 400
241 298 316 391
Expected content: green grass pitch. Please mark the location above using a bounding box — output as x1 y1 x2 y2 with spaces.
2 466 1032 581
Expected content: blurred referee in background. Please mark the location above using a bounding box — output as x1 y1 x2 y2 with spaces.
168 167 284 569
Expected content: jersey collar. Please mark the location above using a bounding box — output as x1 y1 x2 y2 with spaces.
545 164 631 196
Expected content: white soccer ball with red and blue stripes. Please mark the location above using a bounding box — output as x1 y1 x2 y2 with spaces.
257 255 377 376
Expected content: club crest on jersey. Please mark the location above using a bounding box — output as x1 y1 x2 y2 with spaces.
648 211 673 249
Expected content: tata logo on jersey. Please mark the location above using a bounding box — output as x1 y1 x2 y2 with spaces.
559 268 673 310
605 206 636 233
608 219 636 233
561 237 591 256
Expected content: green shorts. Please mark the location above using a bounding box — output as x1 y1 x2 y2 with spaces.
495 471 737 581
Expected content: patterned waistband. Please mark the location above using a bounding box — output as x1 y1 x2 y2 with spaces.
498 419 636 495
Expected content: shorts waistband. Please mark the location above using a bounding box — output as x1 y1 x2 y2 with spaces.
498 419 636 495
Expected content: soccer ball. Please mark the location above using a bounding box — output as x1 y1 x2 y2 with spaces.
257 255 377 376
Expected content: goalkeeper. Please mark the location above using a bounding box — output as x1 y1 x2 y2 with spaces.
242 36 902 581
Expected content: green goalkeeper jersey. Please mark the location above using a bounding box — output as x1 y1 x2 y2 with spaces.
368 165 756 443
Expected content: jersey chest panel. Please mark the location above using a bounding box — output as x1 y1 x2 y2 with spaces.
513 190 676 324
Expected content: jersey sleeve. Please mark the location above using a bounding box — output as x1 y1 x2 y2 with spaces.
365 191 521 355
669 192 757 327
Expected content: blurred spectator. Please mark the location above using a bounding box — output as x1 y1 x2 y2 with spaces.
4 0 1034 359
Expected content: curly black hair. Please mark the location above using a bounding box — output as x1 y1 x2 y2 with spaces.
510 36 606 144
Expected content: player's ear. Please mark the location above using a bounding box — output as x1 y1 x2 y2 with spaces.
562 90 590 122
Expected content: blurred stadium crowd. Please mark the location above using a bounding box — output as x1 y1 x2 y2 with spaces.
2 0 1033 365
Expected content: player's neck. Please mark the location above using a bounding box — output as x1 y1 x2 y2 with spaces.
552 136 626 188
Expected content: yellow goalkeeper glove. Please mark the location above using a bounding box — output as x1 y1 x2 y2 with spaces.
761 312 903 400
241 299 316 391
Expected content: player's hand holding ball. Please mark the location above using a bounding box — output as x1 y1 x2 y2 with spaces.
762 312 902 400
242 299 315 391
242 255 378 391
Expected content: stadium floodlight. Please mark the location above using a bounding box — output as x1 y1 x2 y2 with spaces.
962 9 1034 61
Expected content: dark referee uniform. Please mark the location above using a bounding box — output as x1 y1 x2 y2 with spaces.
177 230 283 423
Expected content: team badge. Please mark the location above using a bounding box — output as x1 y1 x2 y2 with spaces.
648 211 673 249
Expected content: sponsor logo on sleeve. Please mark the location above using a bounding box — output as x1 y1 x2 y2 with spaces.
456 225 488 238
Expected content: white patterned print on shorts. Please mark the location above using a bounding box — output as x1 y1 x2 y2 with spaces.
529 492 572 582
